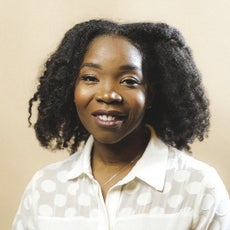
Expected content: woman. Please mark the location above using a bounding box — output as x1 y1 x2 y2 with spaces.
13 19 230 229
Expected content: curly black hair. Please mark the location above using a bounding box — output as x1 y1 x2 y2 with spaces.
28 19 210 153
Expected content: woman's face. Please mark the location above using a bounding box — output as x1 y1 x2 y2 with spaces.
74 35 148 144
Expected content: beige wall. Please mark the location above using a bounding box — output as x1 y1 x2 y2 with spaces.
1 0 230 229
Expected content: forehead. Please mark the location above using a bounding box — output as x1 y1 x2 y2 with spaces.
82 35 142 65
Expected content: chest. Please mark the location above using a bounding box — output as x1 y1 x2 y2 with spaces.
35 177 198 230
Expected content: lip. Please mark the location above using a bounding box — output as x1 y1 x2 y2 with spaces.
92 110 127 117
91 110 127 128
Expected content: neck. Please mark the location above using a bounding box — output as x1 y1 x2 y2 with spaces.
92 125 150 166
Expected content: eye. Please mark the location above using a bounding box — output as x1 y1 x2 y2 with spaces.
80 75 99 84
120 77 140 87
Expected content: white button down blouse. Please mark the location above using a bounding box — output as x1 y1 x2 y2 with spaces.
12 126 230 230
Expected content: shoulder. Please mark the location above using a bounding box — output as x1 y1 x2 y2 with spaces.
29 151 82 188
167 146 229 201
168 147 218 179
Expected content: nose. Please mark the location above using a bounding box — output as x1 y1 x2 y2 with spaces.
95 89 123 104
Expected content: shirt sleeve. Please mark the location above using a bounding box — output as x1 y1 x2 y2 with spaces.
12 172 39 230
193 167 230 230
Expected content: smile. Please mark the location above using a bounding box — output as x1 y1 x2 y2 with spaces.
92 110 127 128
98 115 116 121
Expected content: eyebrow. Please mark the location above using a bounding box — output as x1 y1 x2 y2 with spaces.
119 65 141 71
80 63 101 69
80 63 141 71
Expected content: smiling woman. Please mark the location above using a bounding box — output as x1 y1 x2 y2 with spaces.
13 19 230 229
74 35 147 146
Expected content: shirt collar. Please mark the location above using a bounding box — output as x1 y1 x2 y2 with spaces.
125 125 169 191
66 135 94 180
66 125 169 191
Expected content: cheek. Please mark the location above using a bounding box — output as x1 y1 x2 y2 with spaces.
130 91 147 112
74 85 89 108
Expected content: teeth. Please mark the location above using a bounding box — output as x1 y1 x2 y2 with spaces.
98 115 116 121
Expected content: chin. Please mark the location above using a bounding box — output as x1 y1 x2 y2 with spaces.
92 134 125 145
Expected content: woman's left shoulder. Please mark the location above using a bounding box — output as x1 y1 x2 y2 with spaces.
168 147 228 194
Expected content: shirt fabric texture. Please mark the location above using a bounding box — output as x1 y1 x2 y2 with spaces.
13 126 230 230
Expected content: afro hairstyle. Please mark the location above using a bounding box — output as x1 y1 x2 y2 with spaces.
28 19 210 153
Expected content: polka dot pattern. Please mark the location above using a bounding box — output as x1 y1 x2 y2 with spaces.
56 170 68 183
65 208 76 217
168 195 183 208
39 205 53 216
186 181 203 195
13 133 230 229
174 170 190 183
54 194 67 207
137 192 152 206
68 183 79 195
41 180 56 193
149 206 165 214
78 193 91 206
163 182 172 194
201 194 214 211
34 190 40 202
23 195 32 210
216 200 229 216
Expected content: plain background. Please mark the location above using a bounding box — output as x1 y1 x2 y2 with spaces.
1 0 230 229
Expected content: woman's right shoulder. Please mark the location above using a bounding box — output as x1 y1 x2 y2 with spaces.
29 150 82 186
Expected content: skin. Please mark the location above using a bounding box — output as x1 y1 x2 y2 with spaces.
74 35 151 198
